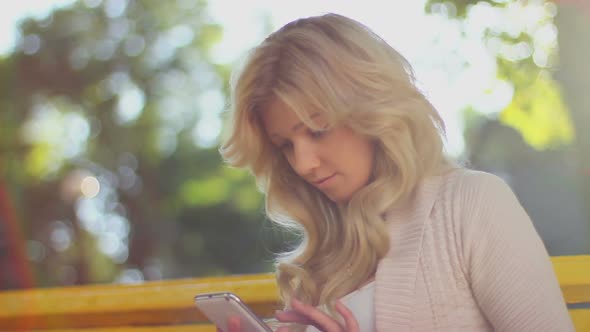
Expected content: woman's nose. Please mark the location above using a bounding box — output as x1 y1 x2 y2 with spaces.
291 143 320 176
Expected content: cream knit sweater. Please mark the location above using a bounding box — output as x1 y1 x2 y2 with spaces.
374 169 574 331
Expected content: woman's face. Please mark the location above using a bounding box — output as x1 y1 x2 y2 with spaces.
261 98 375 203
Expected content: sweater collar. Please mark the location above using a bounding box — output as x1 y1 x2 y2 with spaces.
374 174 442 331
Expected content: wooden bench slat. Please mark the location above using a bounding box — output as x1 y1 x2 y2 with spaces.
0 256 588 331
0 273 278 315
20 310 590 332
571 309 590 331
552 255 590 304
0 274 279 330
28 326 215 332
552 255 590 287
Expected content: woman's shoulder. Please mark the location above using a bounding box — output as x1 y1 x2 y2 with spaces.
433 168 529 245
387 168 514 222
436 167 517 211
441 168 512 196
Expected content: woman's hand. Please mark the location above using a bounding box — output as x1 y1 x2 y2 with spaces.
216 316 241 332
275 298 359 332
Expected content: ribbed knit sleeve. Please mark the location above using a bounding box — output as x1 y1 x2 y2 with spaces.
459 172 574 331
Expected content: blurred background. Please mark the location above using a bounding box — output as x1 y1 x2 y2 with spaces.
0 0 589 290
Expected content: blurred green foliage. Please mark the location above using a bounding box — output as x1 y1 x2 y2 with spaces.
500 70 572 149
0 0 288 289
426 0 574 150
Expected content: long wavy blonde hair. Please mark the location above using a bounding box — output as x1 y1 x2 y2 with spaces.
220 13 450 315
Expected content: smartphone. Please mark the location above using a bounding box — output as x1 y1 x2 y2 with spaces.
194 292 274 332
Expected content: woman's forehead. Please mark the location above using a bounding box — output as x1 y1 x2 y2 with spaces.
264 94 328 121
261 98 313 125
260 98 325 135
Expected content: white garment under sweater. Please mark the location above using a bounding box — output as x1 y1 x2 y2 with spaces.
305 281 376 332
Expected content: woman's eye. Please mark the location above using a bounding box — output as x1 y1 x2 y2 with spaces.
310 128 328 138
279 141 293 150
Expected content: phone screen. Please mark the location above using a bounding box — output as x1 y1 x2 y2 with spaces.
194 292 274 332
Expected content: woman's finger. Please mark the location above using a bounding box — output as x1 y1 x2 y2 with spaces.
290 298 343 331
335 301 360 332
276 309 315 325
227 316 241 332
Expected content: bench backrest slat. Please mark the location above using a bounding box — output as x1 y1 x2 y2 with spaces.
0 255 588 331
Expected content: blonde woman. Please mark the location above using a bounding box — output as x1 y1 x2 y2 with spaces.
219 13 574 332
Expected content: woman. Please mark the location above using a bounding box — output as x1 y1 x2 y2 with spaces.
218 13 574 332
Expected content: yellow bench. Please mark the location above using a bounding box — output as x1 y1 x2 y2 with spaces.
1 255 589 331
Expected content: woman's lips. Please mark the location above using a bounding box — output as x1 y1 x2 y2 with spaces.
314 174 336 187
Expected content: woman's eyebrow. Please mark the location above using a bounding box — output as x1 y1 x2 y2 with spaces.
270 113 321 140
289 112 321 133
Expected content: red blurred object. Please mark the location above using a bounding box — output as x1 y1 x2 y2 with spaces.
0 181 35 289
